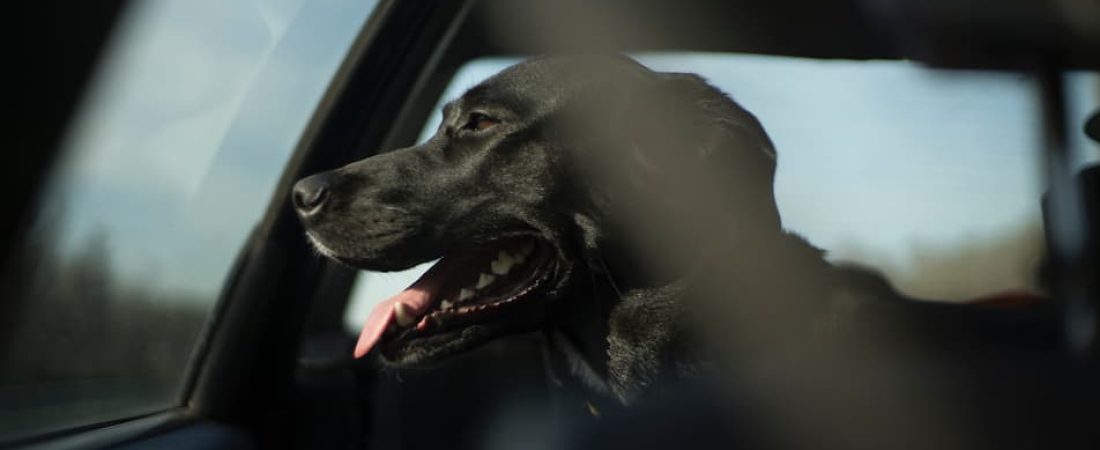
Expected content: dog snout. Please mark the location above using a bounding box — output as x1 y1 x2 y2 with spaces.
293 173 332 217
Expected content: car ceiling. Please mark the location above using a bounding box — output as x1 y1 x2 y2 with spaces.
461 0 1100 70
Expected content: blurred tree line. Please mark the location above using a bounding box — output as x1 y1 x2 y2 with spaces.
0 212 209 402
831 222 1046 301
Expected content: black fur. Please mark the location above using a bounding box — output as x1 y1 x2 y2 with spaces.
293 56 1059 405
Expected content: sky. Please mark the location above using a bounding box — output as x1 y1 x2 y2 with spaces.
22 0 1098 330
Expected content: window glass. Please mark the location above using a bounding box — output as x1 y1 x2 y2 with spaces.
0 0 376 442
345 54 1100 333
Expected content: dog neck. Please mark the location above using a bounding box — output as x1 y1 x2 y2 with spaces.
545 266 618 396
576 225 836 402
555 211 843 403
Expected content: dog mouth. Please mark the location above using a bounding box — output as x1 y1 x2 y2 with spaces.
353 236 554 359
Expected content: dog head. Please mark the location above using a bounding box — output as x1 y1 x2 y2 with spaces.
293 56 778 366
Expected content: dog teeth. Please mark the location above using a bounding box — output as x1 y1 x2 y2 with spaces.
394 303 416 327
440 299 453 310
491 251 516 275
459 288 474 302
476 273 495 289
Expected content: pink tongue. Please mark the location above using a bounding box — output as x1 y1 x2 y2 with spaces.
353 258 459 358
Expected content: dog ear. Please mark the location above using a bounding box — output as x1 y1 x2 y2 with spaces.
560 60 784 280
620 71 782 236
562 67 785 282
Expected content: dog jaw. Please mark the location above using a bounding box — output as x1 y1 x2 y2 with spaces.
353 237 563 364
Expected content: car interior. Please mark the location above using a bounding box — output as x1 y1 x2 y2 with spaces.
3 0 1099 449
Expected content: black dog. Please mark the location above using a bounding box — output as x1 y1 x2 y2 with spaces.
292 56 1059 406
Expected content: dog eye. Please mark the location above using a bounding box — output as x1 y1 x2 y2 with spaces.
464 113 498 132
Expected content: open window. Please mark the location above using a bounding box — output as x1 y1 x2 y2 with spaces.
0 0 378 445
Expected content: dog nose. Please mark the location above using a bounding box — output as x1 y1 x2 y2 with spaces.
293 174 331 216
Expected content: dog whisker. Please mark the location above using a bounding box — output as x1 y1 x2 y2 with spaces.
305 232 342 262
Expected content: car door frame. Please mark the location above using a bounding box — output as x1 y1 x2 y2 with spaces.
9 0 476 448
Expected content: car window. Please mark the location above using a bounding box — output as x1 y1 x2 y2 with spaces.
0 0 377 443
344 54 1100 333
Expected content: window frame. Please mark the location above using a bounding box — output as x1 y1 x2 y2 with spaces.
143 0 474 446
5 0 473 448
